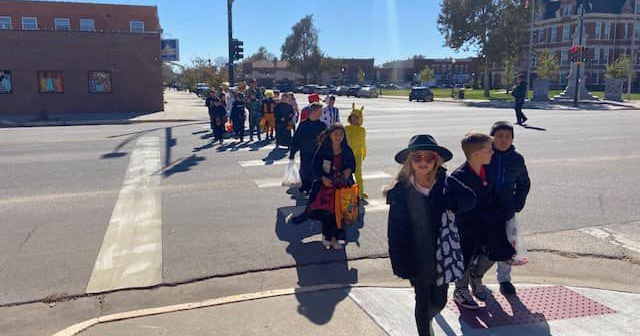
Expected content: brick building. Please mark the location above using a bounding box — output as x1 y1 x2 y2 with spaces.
527 0 640 89
0 1 163 116
377 57 481 86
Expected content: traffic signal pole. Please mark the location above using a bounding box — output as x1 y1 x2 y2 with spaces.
227 0 234 85
574 4 585 107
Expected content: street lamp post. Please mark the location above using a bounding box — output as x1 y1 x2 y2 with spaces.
451 58 457 97
573 3 586 107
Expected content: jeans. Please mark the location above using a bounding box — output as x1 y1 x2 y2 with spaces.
515 101 527 122
411 277 448 336
299 151 314 193
455 253 495 290
249 116 261 140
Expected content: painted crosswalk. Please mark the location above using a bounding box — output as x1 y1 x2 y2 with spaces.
254 171 392 189
579 227 640 254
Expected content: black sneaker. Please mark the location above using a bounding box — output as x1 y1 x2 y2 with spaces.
453 288 479 310
500 282 517 295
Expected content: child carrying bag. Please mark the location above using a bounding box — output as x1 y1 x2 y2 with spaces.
282 160 302 188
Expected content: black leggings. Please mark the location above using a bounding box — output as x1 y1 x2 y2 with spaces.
309 210 344 240
411 277 449 336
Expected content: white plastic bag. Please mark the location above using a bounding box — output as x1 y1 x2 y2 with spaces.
506 215 528 266
282 160 302 187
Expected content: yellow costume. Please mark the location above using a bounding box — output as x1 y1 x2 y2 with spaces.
345 103 367 199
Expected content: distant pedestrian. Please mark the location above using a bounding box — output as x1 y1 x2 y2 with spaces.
299 93 321 124
321 96 340 127
205 91 218 134
246 92 262 142
287 93 300 127
386 134 475 336
275 94 294 148
289 102 327 197
306 124 356 250
511 74 528 125
230 93 247 142
262 90 277 140
211 98 227 144
488 121 531 295
345 103 367 199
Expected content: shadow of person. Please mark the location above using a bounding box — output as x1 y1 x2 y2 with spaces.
286 187 308 207
192 140 216 153
456 292 554 335
520 124 547 131
262 147 289 164
162 154 205 178
247 139 273 151
275 206 358 325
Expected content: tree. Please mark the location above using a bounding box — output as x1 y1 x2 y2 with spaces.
281 15 323 83
438 0 528 97
177 57 228 92
606 54 635 81
357 69 366 84
390 70 399 84
245 46 276 63
535 50 559 80
419 66 435 84
501 57 516 93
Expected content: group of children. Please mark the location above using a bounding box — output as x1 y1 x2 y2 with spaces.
386 122 530 336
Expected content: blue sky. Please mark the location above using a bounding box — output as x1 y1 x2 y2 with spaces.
56 0 477 65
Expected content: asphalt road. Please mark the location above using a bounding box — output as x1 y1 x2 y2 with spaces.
1 96 639 307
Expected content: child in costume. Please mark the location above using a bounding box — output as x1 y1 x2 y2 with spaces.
345 103 368 199
262 90 277 140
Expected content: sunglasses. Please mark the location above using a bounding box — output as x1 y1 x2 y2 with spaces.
410 152 437 164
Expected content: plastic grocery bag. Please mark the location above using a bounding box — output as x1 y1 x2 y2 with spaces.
282 160 302 188
506 215 528 266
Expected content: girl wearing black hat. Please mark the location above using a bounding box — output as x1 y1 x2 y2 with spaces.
385 135 476 336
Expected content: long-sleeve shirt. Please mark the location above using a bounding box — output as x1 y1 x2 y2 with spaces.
321 106 339 127
289 119 327 159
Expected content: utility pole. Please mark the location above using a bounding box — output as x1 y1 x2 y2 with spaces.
574 3 585 107
527 0 535 88
227 0 234 85
629 1 637 99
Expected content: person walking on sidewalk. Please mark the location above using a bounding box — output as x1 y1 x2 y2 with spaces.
275 93 294 148
511 74 528 125
289 103 327 198
246 92 262 142
451 133 516 310
210 97 227 145
262 90 277 140
306 124 356 250
321 95 340 127
386 135 476 336
489 121 531 295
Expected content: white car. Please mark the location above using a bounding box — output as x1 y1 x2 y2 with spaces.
316 86 330 95
357 86 379 98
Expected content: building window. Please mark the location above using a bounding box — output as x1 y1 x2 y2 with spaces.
80 18 95 31
563 6 570 17
0 16 11 30
561 50 568 65
129 20 144 33
88 71 112 93
531 52 537 67
603 47 610 64
625 24 629 39
593 47 600 64
604 22 611 40
21 17 37 30
54 18 70 30
538 29 545 43
559 73 566 84
551 27 557 41
635 24 640 39
563 25 570 41
636 1 640 14
0 71 12 94
595 22 602 39
37 70 64 93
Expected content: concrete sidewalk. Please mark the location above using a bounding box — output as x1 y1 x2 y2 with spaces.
53 283 639 336
0 90 208 127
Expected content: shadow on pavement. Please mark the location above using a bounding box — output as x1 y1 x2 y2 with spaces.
162 154 206 178
261 146 289 164
275 206 358 325
520 124 547 132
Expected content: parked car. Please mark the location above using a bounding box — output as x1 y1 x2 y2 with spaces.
335 86 349 96
301 85 319 94
357 86 379 98
316 86 330 95
277 83 293 93
346 85 361 97
409 87 434 102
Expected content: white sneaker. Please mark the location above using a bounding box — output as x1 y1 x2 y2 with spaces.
322 239 332 250
331 238 343 250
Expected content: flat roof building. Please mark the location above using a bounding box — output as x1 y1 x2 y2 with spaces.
0 1 163 116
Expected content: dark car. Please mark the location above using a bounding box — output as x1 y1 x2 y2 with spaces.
409 87 434 102
346 85 361 97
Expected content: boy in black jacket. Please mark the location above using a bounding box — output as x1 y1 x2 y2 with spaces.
451 133 515 310
289 102 327 195
489 121 531 295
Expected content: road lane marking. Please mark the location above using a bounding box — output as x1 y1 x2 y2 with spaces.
86 136 163 293
239 158 299 168
254 171 392 189
579 227 640 254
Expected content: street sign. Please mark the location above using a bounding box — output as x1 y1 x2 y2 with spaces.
161 39 180 62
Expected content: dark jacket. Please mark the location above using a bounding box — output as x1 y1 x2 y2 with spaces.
205 96 215 113
511 81 528 103
230 100 246 123
311 142 356 183
212 105 227 121
289 119 326 159
275 102 293 124
489 145 531 216
451 163 515 261
386 169 476 281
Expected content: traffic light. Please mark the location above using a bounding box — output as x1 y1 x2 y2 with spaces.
581 47 590 63
232 38 244 61
569 46 579 62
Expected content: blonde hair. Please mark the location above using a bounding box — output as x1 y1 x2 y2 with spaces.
383 151 445 196
461 132 492 159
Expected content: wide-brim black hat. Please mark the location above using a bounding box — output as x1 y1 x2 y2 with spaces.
394 134 453 164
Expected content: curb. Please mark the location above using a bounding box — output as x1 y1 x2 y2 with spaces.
0 119 205 128
379 95 639 109
50 283 402 336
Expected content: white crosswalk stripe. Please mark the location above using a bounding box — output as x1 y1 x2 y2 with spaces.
239 158 299 168
254 171 392 189
579 227 640 254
